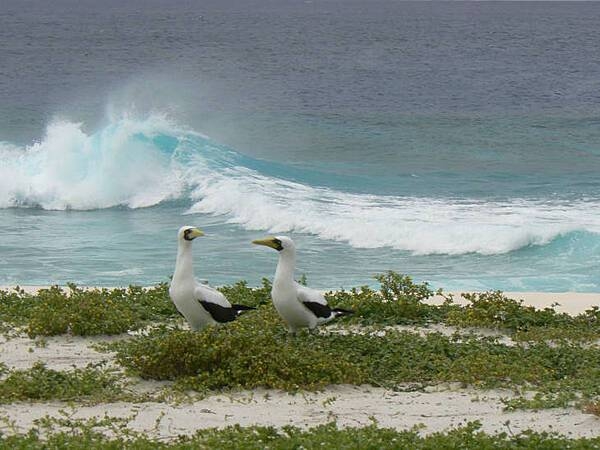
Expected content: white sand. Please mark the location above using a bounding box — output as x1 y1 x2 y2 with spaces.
1 386 598 439
0 287 598 439
428 292 600 316
0 335 118 371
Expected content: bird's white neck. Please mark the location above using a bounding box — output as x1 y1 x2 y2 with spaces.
173 241 195 284
274 250 296 288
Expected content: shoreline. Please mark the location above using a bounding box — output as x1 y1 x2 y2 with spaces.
428 291 600 316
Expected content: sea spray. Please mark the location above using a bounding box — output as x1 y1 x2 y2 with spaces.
1 115 600 257
0 116 185 210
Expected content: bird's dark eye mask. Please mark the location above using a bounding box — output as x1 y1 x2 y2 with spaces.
273 238 283 251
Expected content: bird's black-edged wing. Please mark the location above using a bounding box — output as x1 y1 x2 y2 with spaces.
198 300 255 323
199 300 238 323
302 301 332 318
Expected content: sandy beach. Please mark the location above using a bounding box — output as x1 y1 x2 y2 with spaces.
429 291 600 316
1 287 598 440
1 386 598 439
0 332 598 439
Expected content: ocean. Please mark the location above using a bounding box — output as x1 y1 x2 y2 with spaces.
1 0 600 291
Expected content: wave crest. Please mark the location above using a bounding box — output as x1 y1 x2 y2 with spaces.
0 115 186 210
187 171 599 255
3 115 600 256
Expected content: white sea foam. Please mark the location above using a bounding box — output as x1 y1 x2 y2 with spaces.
0 115 185 210
186 168 600 256
2 115 600 256
97 268 144 277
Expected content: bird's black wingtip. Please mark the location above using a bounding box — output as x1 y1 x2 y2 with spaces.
332 307 354 317
233 304 256 312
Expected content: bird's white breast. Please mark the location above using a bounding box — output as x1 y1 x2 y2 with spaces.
272 283 317 330
170 281 214 330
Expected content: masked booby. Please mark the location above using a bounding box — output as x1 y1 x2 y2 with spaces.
170 226 254 330
252 236 352 333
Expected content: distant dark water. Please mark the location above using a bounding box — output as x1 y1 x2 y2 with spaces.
1 1 600 291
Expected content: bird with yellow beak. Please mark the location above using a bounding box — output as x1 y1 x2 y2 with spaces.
169 226 254 330
253 235 352 333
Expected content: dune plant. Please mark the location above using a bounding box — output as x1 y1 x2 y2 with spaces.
1 420 599 449
326 271 457 326
2 272 599 342
446 291 600 342
107 304 600 402
110 307 364 392
0 362 125 403
216 278 273 308
0 284 178 337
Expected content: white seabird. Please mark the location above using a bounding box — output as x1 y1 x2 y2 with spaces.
252 236 353 333
170 226 254 330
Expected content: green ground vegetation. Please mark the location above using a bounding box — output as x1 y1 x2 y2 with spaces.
444 291 600 342
1 419 599 449
0 362 126 403
328 272 600 342
325 272 456 325
107 306 600 407
1 272 599 410
0 284 178 337
1 272 598 341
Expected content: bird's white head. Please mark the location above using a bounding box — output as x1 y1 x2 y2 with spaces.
177 225 204 243
252 235 295 254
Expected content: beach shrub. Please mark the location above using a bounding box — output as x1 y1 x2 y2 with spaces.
108 305 600 399
328 274 600 341
447 291 569 330
0 362 125 403
1 272 599 343
0 280 268 337
446 291 600 341
0 284 178 337
327 271 456 326
217 278 272 308
0 287 39 331
1 420 599 449
111 307 365 391
502 391 578 411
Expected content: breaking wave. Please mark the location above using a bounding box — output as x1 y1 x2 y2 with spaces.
2 114 600 255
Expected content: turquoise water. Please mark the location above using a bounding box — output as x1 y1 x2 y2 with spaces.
1 1 600 291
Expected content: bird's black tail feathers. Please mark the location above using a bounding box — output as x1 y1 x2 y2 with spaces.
332 307 354 317
233 304 256 315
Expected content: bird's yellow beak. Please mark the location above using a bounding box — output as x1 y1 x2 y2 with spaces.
252 236 279 250
189 228 205 238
